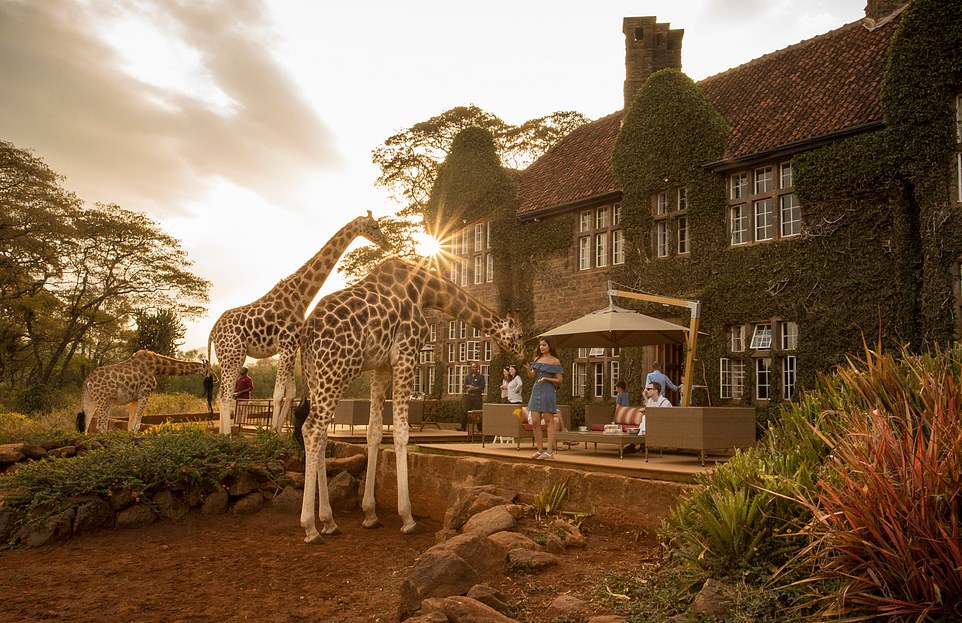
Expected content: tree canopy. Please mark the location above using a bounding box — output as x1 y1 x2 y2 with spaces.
0 140 210 398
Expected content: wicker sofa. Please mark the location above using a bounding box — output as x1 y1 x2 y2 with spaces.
481 403 572 449
584 403 645 432
643 406 756 465
332 399 423 433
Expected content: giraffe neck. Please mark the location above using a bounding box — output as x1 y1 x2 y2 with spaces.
267 218 369 312
399 262 500 334
135 351 207 376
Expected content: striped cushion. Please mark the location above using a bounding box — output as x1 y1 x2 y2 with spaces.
613 405 644 427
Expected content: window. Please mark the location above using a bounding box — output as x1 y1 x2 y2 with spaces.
474 224 483 252
460 262 468 286
610 360 620 391
472 326 481 338
486 254 494 282
466 341 480 361
656 221 669 257
461 229 469 255
588 347 605 357
448 321 457 340
447 343 455 362
780 162 794 189
729 161 801 246
731 205 749 245
612 203 622 226
730 325 746 352
473 255 483 284
783 356 797 400
677 217 689 255
754 199 774 241
612 230 625 265
750 323 773 349
780 194 801 237
677 187 687 211
720 358 745 399
596 206 609 229
579 237 591 270
458 342 466 361
446 366 464 395
754 166 773 194
731 173 748 200
428 324 437 342
486 222 492 249
781 321 798 350
593 363 605 398
459 322 467 339
756 358 772 400
595 233 608 267
571 362 587 397
419 348 434 364
656 191 670 215
483 341 492 361
580 210 592 233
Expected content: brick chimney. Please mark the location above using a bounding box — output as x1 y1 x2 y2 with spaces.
623 16 683 110
864 0 909 22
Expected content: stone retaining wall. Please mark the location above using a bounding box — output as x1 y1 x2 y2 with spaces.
364 444 693 533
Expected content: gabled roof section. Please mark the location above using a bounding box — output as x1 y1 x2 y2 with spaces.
518 15 901 218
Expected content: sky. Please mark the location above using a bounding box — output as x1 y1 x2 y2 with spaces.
0 0 870 356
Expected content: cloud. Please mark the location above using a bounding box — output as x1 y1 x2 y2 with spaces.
0 0 341 216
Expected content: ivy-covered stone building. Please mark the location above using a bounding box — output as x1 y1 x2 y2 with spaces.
422 0 962 413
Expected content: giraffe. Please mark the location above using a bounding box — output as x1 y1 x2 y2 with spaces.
298 257 526 543
77 349 215 433
206 212 388 435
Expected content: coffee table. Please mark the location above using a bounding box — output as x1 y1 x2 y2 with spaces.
555 430 643 459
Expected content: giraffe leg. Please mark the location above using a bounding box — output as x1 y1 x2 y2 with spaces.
391 362 417 534
96 399 112 434
361 368 389 529
300 413 339 542
132 394 150 433
271 349 296 432
216 355 243 436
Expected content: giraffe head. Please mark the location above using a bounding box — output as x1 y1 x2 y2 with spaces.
492 311 526 363
355 210 390 250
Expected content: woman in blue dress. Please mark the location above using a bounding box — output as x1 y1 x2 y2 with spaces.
525 337 564 460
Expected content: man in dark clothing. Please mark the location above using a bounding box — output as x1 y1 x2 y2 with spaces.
460 363 485 431
233 367 253 400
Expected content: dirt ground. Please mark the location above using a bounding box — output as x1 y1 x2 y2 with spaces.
0 506 659 623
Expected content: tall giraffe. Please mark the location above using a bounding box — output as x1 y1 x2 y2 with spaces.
298 257 526 543
207 212 388 435
77 349 215 433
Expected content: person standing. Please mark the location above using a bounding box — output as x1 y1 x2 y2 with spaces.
233 367 253 401
645 362 678 398
506 364 523 404
614 380 630 406
643 381 672 407
500 367 510 402
525 337 563 460
460 362 485 431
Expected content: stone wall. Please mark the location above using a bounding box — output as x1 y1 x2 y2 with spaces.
365 444 693 534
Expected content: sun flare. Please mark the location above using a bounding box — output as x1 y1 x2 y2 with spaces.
413 231 442 257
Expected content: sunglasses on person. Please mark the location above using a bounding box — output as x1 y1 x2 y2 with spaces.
644 386 655 391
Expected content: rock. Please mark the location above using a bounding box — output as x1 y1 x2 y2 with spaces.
690 578 732 619
506 548 559 571
271 485 302 513
184 486 205 508
328 470 359 510
548 518 587 547
109 488 136 511
116 503 157 529
461 505 516 536
546 594 594 622
586 616 627 623
265 460 286 475
488 530 540 552
466 491 515 518
443 484 498 530
46 445 76 458
399 548 480 619
0 509 23 544
18 508 75 547
0 443 25 464
285 470 306 488
466 584 511 614
19 444 47 460
419 596 519 623
401 613 449 623
73 498 115 535
327 453 366 477
152 490 189 521
543 533 566 554
433 533 507 579
201 488 229 515
226 470 259 496
232 491 265 515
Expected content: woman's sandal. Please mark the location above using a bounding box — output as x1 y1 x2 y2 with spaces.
540 452 555 460
530 451 544 459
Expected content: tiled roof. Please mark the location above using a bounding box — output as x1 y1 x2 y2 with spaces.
517 15 901 217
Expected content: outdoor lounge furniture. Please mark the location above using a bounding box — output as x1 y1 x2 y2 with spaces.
332 399 424 433
584 403 645 432
643 406 756 465
481 403 571 449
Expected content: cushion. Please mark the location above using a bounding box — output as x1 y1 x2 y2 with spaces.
613 405 644 427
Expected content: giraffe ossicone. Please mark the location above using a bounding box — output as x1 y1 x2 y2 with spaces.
207 212 389 435
77 349 214 433
298 257 526 543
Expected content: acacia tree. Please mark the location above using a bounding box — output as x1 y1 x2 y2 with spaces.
0 141 210 393
339 105 588 280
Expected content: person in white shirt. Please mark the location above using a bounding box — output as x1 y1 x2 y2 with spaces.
643 381 672 407
506 365 523 404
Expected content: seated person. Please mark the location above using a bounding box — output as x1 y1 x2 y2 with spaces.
644 381 672 407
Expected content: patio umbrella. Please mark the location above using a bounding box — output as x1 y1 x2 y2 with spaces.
540 304 688 349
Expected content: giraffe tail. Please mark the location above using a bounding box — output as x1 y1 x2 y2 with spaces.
76 411 86 432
